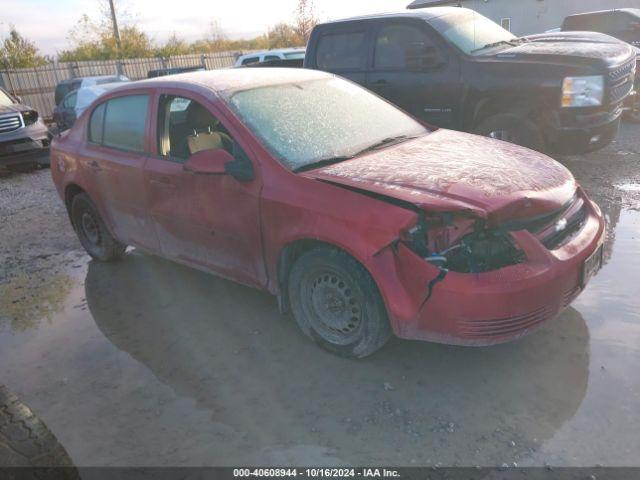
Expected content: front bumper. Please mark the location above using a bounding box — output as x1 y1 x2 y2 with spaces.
0 120 51 167
377 190 605 346
544 104 622 155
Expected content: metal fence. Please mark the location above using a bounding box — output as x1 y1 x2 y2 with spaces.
0 51 242 121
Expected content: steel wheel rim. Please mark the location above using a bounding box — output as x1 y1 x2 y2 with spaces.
302 268 364 344
80 211 100 246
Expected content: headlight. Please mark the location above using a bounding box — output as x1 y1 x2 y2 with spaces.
562 75 604 108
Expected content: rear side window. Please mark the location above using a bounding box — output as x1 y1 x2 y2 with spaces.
264 55 281 61
89 103 106 144
103 95 149 152
241 56 259 65
316 31 368 71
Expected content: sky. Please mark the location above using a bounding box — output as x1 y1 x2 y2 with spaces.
0 0 413 56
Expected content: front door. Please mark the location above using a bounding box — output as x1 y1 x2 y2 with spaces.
366 20 462 129
144 93 266 288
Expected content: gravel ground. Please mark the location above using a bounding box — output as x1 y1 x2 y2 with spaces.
0 125 638 468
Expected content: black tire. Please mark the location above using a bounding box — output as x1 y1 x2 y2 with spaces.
70 193 126 262
475 113 545 152
0 385 76 470
288 247 391 358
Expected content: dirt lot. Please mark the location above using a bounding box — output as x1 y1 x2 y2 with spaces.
0 124 639 467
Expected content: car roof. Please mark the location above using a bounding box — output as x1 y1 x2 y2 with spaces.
318 6 466 25
109 68 332 95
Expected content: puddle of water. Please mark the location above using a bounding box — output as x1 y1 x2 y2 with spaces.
616 183 640 192
0 211 639 467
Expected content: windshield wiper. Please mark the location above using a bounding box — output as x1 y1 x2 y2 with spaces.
471 39 519 53
293 155 356 173
293 135 419 174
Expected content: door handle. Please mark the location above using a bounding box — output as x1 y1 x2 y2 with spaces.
149 177 176 188
87 160 102 172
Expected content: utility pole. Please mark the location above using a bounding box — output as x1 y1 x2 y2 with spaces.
108 0 122 54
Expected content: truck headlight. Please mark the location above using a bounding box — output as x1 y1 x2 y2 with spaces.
562 75 604 108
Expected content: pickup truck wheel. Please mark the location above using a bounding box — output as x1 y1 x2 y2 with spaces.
475 114 545 152
288 247 391 358
624 105 640 124
70 193 126 262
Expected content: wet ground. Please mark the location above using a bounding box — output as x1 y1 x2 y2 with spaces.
0 124 639 467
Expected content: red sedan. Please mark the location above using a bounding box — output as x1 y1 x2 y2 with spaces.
50 69 605 357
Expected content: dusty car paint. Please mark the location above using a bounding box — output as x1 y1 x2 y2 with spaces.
50 69 606 349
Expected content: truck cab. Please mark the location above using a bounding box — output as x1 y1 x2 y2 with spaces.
304 7 636 154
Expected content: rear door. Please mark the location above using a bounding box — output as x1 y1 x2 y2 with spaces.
144 91 266 288
366 19 462 128
78 92 159 251
308 22 373 85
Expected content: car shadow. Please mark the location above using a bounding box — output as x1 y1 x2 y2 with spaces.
84 251 590 465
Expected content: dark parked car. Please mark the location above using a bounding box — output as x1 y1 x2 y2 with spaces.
147 66 205 78
561 8 640 122
54 75 129 106
0 87 50 168
304 6 636 154
51 69 604 357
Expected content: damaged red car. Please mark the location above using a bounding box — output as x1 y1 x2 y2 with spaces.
50 69 605 357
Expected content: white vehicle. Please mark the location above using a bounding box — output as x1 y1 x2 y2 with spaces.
53 83 124 131
235 48 306 66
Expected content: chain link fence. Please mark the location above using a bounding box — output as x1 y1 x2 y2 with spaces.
0 51 242 121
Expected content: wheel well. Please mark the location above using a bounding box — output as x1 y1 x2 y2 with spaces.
276 239 353 313
64 184 85 212
471 98 537 130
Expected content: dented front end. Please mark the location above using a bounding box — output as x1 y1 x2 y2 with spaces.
369 187 605 346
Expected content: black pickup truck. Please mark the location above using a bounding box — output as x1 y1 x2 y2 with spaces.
303 7 636 154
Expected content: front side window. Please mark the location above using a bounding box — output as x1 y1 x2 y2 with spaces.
157 96 234 162
88 95 149 152
316 31 368 71
500 18 511 32
375 24 436 70
264 55 281 61
224 77 428 171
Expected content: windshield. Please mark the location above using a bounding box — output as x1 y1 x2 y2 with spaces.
224 78 427 171
0 89 15 107
436 12 518 56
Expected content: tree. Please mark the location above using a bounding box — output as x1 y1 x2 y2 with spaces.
0 27 48 69
59 1 153 61
154 34 190 58
268 23 302 49
293 0 318 44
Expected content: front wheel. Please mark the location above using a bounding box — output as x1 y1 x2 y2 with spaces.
475 113 545 152
70 193 127 262
288 247 391 358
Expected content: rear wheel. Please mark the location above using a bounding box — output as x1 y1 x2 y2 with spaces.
70 193 126 262
624 103 640 124
288 247 391 358
475 113 545 152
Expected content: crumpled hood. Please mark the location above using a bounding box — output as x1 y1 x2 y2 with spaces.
492 32 635 69
303 130 577 225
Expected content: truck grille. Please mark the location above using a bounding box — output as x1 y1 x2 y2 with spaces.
0 113 23 134
607 59 635 105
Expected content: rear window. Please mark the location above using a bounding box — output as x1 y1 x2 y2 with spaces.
89 95 149 152
316 31 368 70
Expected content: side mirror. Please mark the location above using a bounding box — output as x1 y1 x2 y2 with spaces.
184 148 233 175
14 95 22 104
